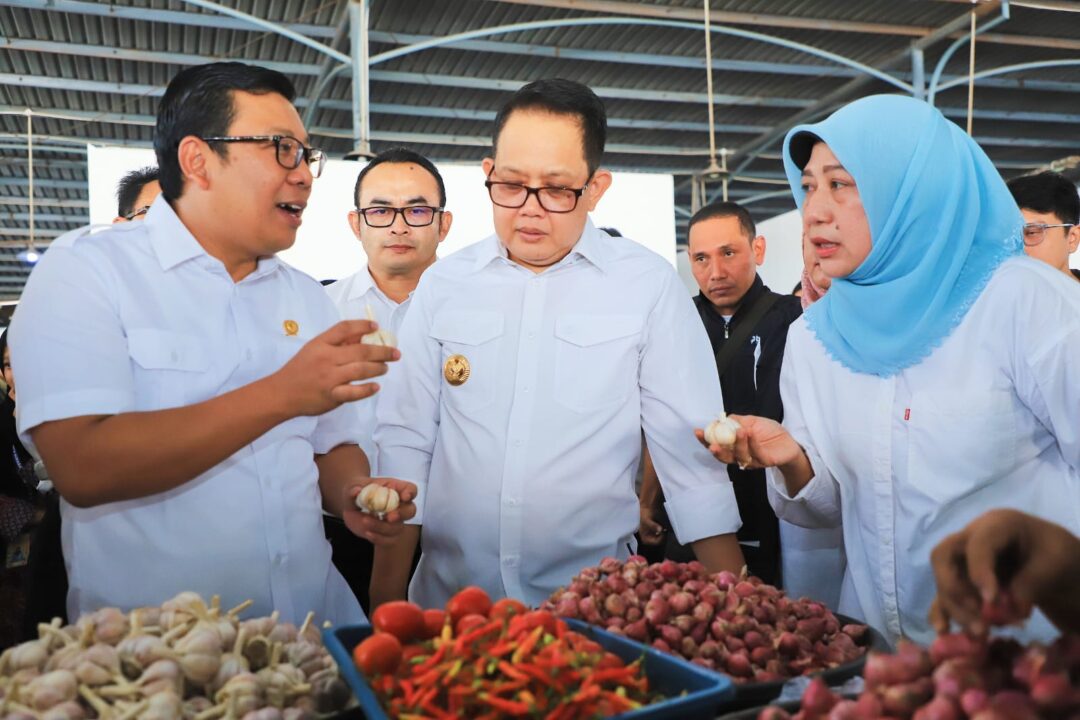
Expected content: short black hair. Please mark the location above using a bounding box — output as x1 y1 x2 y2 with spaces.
600 227 622 237
155 62 296 201
792 281 803 295
493 79 607 176
688 201 757 240
116 166 160 217
1006 171 1080 226
353 147 446 208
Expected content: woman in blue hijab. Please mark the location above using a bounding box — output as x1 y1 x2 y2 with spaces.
701 94 1080 646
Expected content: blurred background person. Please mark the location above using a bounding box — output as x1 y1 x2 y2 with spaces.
113 166 161 223
1006 170 1080 283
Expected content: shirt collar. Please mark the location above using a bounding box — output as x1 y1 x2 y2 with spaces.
472 219 610 274
346 266 378 301
145 196 281 280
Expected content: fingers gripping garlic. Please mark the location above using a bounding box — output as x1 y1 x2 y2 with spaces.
354 484 400 518
704 413 741 448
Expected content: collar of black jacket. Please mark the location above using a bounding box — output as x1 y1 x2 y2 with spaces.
694 274 767 326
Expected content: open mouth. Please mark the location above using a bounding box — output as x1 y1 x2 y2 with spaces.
277 202 304 217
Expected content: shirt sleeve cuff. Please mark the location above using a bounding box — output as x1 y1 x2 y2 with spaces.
377 448 431 526
765 452 842 529
664 482 742 545
17 389 133 451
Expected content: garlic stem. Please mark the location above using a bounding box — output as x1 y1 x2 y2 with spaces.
79 684 113 719
226 600 253 618
297 614 314 642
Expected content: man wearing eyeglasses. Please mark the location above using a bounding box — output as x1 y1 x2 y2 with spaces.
113 166 161 223
372 79 744 610
324 147 452 612
1007 171 1080 283
9 62 414 624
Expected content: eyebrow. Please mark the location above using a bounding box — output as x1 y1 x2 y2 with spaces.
496 166 576 182
367 195 430 206
801 163 847 177
270 128 309 144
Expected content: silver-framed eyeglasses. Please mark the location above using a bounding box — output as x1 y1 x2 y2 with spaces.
485 169 590 213
1022 222 1074 247
199 135 326 178
357 205 444 228
123 205 151 221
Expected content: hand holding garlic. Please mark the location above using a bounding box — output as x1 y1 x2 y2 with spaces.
696 413 804 474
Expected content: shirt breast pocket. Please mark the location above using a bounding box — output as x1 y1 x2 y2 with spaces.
906 389 1018 504
430 311 504 413
554 314 641 413
127 328 214 409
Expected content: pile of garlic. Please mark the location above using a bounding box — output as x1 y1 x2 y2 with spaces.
0 592 351 720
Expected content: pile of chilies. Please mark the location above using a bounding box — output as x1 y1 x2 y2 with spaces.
759 632 1080 720
541 557 868 682
352 588 662 719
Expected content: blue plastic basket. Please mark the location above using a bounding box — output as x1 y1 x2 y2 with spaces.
323 618 736 719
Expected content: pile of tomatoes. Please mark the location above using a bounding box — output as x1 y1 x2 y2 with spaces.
352 587 662 719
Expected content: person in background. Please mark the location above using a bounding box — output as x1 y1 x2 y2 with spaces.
931 509 1079 635
703 95 1080 645
373 78 744 610
640 201 799 586
10 61 410 624
1006 170 1080 283
114 166 161 223
324 147 452 613
791 281 802 299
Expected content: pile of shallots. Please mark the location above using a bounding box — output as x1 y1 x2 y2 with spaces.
541 556 868 683
759 632 1080 720
0 592 351 720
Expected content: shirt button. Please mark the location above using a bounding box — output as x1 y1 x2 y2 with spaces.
528 332 535 339
523 386 529 393
514 439 523 447
504 556 519 567
170 351 179 363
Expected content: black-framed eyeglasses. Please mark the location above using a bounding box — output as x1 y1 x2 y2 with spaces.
123 205 151 221
1022 222 1074 247
356 205 444 228
199 135 326 178
484 169 589 213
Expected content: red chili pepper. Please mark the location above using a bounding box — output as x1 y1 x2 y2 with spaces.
481 694 530 715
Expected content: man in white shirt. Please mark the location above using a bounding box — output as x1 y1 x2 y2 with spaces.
325 148 452 612
9 62 414 624
326 147 453 463
372 79 744 610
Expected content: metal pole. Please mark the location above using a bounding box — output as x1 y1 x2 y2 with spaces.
26 109 34 254
703 0 717 168
966 10 976 135
349 0 372 159
911 47 926 101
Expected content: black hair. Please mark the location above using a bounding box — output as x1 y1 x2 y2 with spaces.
688 201 757 240
154 62 296 201
600 227 623 237
1006 171 1080 226
493 79 607 176
116 166 160 217
353 147 446 208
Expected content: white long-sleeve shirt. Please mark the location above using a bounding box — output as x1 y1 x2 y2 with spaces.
10 198 365 625
375 221 742 607
768 256 1080 645
326 268 412 471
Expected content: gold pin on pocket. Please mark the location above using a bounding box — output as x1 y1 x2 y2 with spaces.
443 354 470 386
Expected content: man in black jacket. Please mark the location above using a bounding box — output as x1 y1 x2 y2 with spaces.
639 202 801 584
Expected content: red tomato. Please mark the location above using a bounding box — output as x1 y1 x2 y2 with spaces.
489 597 527 622
352 632 402 676
455 612 489 636
445 586 493 626
422 608 446 639
371 601 426 642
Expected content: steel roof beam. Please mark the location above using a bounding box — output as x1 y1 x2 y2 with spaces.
0 212 86 223
6 38 1079 95
0 197 89 208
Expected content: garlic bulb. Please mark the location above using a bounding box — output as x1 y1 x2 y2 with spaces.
41 700 86 720
25 669 78 711
3 640 49 673
704 414 741 448
355 484 400 516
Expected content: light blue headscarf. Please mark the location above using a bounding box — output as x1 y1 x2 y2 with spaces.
782 95 1023 377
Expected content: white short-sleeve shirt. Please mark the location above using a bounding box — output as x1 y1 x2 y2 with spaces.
375 221 742 608
10 196 366 625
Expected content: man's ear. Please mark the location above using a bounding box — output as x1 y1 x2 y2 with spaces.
347 209 362 240
1067 225 1080 254
177 136 212 192
752 235 767 266
481 157 495 177
584 169 612 211
438 211 453 242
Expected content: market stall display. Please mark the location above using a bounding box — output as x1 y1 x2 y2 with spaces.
736 632 1080 720
541 557 875 685
0 592 351 719
324 586 736 719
